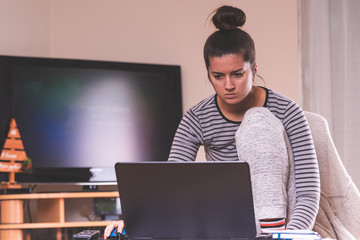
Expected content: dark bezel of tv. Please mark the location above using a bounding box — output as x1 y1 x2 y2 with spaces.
0 55 182 185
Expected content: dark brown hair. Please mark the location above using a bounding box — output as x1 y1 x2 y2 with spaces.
204 6 256 71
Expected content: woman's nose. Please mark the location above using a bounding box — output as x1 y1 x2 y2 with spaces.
224 77 235 90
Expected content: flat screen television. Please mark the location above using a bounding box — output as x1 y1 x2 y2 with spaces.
0 55 182 184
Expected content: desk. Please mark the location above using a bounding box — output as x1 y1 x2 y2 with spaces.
0 191 119 240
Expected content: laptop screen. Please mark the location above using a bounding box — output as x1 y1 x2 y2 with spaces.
115 161 257 240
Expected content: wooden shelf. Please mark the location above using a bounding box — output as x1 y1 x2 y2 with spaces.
0 191 120 240
0 191 119 200
0 220 113 229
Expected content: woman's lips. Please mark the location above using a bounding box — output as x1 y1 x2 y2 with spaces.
225 93 236 99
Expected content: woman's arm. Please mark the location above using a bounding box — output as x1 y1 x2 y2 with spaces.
168 110 203 162
283 103 321 229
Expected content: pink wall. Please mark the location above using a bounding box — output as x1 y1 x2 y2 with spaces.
49 0 299 110
0 0 299 110
0 0 299 162
0 0 51 57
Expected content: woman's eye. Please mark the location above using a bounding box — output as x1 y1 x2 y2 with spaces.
234 72 244 77
213 75 222 79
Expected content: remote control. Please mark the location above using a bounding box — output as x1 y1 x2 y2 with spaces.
73 230 100 240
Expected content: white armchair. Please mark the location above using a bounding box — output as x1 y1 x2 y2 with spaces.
305 112 360 240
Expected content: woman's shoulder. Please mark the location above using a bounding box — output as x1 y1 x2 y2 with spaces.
187 94 217 114
265 88 304 120
266 88 294 103
265 88 300 109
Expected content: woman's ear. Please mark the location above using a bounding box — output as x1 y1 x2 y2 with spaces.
253 63 258 74
252 63 258 82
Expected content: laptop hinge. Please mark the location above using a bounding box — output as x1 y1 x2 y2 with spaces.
134 238 178 240
135 237 254 240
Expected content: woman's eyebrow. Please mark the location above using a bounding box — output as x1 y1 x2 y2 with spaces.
211 68 244 75
231 68 244 73
210 71 224 75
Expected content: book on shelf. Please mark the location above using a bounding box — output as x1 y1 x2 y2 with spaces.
262 229 322 240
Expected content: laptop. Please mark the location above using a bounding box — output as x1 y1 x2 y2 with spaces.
114 161 258 240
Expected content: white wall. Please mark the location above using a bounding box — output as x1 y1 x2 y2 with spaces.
0 0 299 160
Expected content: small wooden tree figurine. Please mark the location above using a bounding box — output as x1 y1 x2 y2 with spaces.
0 118 30 189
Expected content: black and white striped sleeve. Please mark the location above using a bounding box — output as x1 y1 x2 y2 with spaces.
168 109 203 162
283 102 320 230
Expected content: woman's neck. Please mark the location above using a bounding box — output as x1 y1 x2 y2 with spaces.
217 86 266 122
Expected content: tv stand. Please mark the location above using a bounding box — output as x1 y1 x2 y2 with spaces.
0 187 32 194
0 191 119 240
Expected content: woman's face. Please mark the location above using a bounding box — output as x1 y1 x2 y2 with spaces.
208 54 255 107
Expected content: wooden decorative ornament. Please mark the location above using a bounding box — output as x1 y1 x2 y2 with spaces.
0 118 30 189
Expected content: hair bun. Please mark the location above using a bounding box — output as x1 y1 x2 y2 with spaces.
212 5 246 30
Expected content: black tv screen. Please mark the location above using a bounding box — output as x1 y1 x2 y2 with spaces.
0 56 182 184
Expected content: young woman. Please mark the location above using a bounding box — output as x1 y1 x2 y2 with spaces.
104 5 320 238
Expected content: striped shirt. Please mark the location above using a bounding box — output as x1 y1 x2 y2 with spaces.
168 88 320 230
